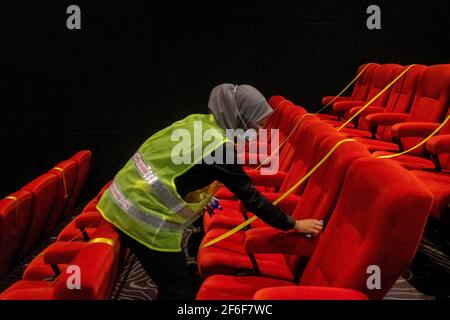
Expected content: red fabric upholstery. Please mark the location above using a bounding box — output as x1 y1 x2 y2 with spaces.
20 174 59 257
427 134 450 156
0 281 56 300
57 211 104 242
63 150 92 219
363 65 450 155
298 158 432 299
340 64 426 138
391 122 440 138
332 64 404 118
199 130 370 279
1 224 123 300
196 275 294 300
321 96 353 108
204 115 322 232
253 286 368 300
44 160 78 236
196 158 432 300
320 63 379 112
372 151 435 170
369 111 450 171
0 190 32 278
412 171 450 221
244 227 319 256
23 242 88 280
267 95 285 109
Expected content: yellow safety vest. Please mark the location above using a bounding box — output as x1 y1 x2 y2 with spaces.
97 114 229 252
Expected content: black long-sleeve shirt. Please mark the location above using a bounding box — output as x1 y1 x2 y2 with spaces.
174 143 295 231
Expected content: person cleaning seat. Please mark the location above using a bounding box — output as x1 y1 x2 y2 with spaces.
97 83 323 300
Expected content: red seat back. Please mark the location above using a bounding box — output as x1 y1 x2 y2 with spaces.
372 64 427 140
351 63 379 101
299 158 433 299
64 150 92 219
284 136 370 275
362 64 404 108
21 174 59 257
44 160 79 236
0 190 32 278
402 65 450 154
280 119 337 194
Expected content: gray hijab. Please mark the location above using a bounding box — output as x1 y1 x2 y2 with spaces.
208 84 273 131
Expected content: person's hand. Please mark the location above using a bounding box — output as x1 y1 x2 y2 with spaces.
293 219 323 236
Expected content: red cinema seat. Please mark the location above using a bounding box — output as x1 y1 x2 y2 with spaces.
23 242 89 281
340 64 426 138
372 109 450 170
268 95 285 109
219 106 308 200
198 136 370 279
1 224 122 300
20 174 59 257
363 64 450 154
242 104 306 170
319 63 379 120
408 124 450 225
62 150 92 219
43 160 79 236
330 64 404 121
204 115 323 232
25 214 110 280
196 157 433 300
0 191 32 278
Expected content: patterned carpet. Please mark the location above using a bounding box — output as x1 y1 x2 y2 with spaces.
1 216 447 300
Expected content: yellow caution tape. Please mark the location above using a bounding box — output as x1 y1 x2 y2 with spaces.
89 237 115 247
316 63 374 114
255 113 314 170
337 64 416 132
202 138 356 248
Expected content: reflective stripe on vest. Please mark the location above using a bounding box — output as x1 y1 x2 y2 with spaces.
109 181 182 232
132 152 199 220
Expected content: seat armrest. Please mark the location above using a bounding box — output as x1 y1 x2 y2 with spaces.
365 113 409 129
43 242 87 265
333 101 365 116
426 134 450 155
391 122 440 138
74 212 102 229
321 95 353 106
244 227 319 256
347 106 385 118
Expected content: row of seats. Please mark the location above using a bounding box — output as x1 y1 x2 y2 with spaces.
195 104 433 299
0 151 92 279
0 181 124 299
2 62 447 299
318 63 450 227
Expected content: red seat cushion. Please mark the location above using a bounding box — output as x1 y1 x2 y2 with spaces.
0 190 33 278
196 275 294 300
411 170 450 221
21 174 59 257
372 152 435 170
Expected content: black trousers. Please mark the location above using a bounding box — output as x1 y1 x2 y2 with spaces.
119 232 195 300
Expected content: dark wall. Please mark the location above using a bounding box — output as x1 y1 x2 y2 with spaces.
0 0 449 198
